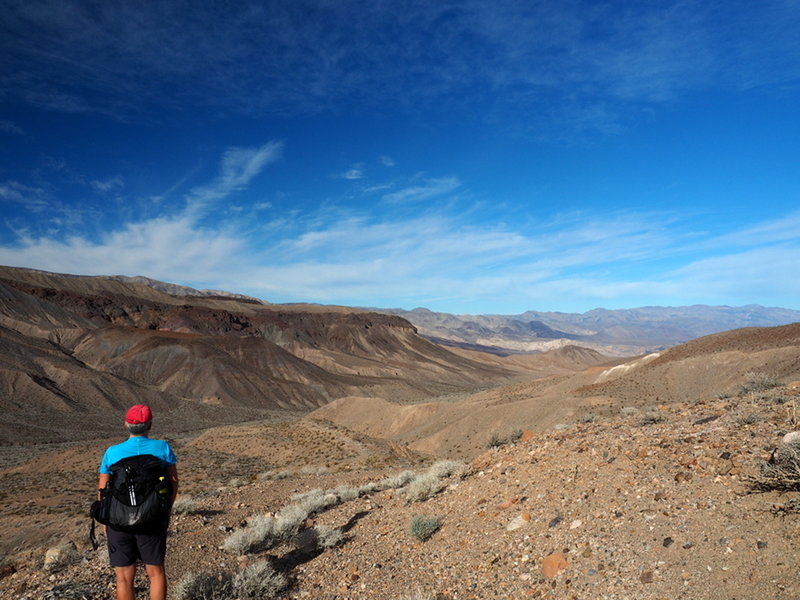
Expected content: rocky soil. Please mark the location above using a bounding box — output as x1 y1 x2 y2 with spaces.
2 381 799 599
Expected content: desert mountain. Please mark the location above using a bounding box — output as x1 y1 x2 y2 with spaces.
380 304 800 356
0 266 539 443
310 322 800 458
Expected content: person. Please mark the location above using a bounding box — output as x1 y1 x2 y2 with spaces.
98 405 179 600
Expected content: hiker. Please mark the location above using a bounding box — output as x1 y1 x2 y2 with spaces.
97 405 179 600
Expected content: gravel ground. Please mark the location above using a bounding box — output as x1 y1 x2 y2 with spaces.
3 386 799 600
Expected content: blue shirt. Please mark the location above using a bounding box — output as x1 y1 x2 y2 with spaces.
99 436 177 474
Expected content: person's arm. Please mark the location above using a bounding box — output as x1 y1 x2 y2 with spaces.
97 473 110 500
166 464 179 505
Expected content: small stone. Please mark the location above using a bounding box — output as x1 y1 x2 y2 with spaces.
542 553 568 578
569 519 582 530
757 540 768 550
682 542 694 549
674 471 693 483
497 497 519 510
640 570 654 584
654 492 667 501
548 515 562 528
663 537 674 547
507 515 531 531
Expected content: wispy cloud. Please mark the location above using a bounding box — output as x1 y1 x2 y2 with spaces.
0 181 49 212
380 155 396 167
339 164 364 180
0 120 23 134
382 176 461 204
4 2 797 131
185 141 282 212
90 176 124 193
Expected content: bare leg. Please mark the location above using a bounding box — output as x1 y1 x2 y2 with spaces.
114 565 136 600
145 563 167 600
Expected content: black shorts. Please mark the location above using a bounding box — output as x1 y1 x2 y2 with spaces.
106 525 167 567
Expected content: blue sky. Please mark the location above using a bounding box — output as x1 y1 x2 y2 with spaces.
1 1 799 314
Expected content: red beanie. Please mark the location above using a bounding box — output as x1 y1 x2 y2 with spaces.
125 405 153 425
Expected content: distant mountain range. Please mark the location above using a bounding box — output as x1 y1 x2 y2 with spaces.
377 305 800 356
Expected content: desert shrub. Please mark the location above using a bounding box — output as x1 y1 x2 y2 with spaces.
620 406 639 416
299 465 331 476
409 515 441 542
487 432 504 448
222 515 275 554
740 371 781 395
639 412 667 426
173 572 234 600
427 460 467 480
171 495 200 515
578 413 597 423
735 413 762 426
258 470 291 481
233 560 288 599
750 443 800 492
295 524 344 552
227 478 246 488
378 470 415 490
402 473 445 503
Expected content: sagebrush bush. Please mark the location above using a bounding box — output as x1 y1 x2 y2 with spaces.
735 413 761 426
409 515 441 542
223 514 281 554
295 524 344 552
427 459 467 480
233 560 288 599
171 495 200 515
751 443 800 492
487 432 503 448
173 572 233 600
402 473 444 503
740 371 781 394
258 469 291 481
639 412 666 426
377 470 415 490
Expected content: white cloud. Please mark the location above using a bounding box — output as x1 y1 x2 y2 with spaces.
340 164 364 180
382 176 460 204
90 176 124 193
0 181 49 211
0 215 244 282
379 155 395 167
185 141 282 212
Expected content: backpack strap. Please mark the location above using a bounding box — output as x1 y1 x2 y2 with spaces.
89 518 99 551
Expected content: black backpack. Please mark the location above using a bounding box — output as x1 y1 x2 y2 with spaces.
90 454 172 547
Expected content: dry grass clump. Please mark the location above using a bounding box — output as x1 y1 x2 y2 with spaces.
402 460 468 503
234 560 289 599
258 469 291 481
750 443 800 492
174 562 288 600
409 515 441 542
402 473 445 503
740 371 781 395
173 572 234 600
171 495 200 515
639 412 667 426
487 429 523 448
